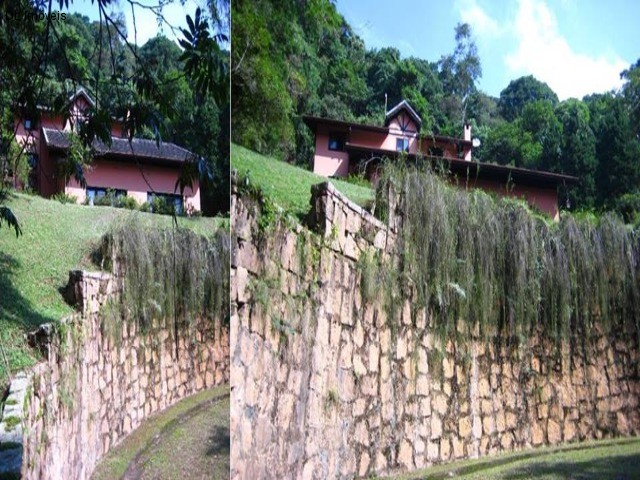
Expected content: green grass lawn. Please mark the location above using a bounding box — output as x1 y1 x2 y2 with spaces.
231 143 374 219
0 192 226 385
388 437 640 480
92 386 229 480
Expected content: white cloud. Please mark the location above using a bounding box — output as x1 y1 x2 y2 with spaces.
457 0 502 38
505 0 627 100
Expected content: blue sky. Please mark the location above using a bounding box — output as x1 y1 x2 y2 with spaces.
64 0 200 46
339 0 639 100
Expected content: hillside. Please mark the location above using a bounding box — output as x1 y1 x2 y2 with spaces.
0 193 226 384
230 143 374 219
232 0 640 216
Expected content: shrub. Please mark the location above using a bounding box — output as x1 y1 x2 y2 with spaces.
150 196 176 216
340 173 371 188
96 220 230 331
93 190 116 207
376 163 640 351
615 192 640 225
116 195 138 210
1 138 30 189
51 192 78 204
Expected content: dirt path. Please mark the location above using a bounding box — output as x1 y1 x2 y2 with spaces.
92 386 229 480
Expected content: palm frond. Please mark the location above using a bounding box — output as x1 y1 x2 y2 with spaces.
0 206 22 237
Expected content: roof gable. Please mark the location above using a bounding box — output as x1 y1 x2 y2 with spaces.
68 87 96 109
384 100 422 129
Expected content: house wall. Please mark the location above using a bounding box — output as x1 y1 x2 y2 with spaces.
14 115 64 196
312 118 472 181
386 114 420 153
459 177 560 220
415 135 472 161
347 123 419 155
349 129 387 150
65 159 201 211
313 125 350 177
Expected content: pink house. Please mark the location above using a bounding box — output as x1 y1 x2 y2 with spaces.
303 99 577 220
13 88 200 212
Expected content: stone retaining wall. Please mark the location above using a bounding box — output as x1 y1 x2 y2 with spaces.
0 269 229 479
230 182 640 479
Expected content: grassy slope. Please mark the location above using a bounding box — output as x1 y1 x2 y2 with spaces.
92 386 229 480
0 192 225 384
388 437 640 480
231 143 373 219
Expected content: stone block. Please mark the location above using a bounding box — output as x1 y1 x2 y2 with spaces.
396 335 407 360
353 398 367 417
427 441 439 461
495 410 506 432
547 419 561 444
433 393 448 416
478 378 491 398
431 415 443 439
416 374 430 397
353 354 367 378
440 438 451 461
452 436 465 459
500 432 513 450
563 419 576 441
368 344 380 373
358 452 370 477
459 416 472 438
482 415 495 436
398 440 413 469
617 412 630 434
443 357 455 379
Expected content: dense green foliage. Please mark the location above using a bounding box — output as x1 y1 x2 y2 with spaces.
0 1 230 216
497 75 559 121
377 164 639 351
98 220 229 331
232 0 640 218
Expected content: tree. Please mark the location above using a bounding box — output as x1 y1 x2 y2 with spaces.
482 120 541 169
231 0 295 157
586 93 640 209
498 75 558 122
554 99 598 209
520 100 563 171
438 23 482 129
621 58 640 138
231 0 372 164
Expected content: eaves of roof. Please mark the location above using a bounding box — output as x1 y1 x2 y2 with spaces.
344 143 579 188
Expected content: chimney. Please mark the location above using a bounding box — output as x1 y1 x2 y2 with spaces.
463 123 473 161
464 122 471 141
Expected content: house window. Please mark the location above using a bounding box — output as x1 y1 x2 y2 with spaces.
87 187 126 206
147 192 183 215
428 146 444 157
396 138 409 153
328 132 346 152
28 154 38 168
